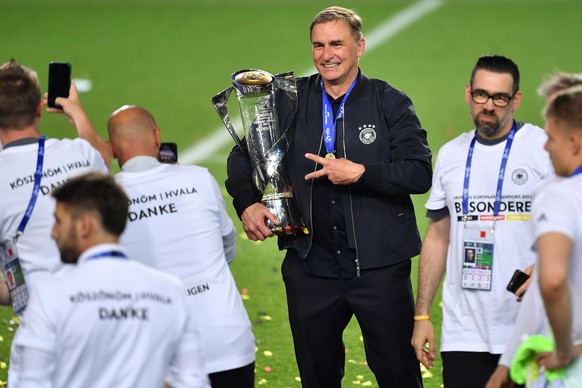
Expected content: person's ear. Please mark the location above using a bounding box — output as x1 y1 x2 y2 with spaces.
76 212 94 240
571 132 581 156
36 100 43 119
465 84 472 105
107 140 118 160
356 37 366 58
154 127 161 149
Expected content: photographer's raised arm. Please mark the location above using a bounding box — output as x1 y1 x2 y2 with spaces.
44 83 111 170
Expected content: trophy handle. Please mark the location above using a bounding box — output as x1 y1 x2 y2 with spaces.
275 71 298 117
211 87 251 163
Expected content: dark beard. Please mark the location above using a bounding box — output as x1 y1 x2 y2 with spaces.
476 122 501 138
60 247 80 264
473 110 507 138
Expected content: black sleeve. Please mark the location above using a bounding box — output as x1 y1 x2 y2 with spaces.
225 139 261 219
359 88 432 195
426 206 449 220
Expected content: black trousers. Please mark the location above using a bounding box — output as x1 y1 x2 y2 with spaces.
208 361 255 388
442 352 525 388
281 257 423 388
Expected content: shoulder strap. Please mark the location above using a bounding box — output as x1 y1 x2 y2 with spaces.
14 136 46 242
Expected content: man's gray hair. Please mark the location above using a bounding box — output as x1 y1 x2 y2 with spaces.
310 6 363 42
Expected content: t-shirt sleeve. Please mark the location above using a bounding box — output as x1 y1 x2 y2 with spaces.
208 173 235 238
76 138 108 173
208 172 236 263
14 286 57 354
167 294 210 388
14 347 56 388
425 148 448 211
533 185 577 241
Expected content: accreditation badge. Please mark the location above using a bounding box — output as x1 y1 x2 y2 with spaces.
0 239 29 313
461 224 494 291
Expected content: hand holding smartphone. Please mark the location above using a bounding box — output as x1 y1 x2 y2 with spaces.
47 62 71 109
158 142 178 164
506 269 530 295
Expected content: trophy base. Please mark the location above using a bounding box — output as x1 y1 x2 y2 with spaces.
262 194 308 236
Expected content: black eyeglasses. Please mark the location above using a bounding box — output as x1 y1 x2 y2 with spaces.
470 89 515 107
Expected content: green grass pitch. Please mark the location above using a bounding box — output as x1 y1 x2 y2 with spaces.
1 0 581 386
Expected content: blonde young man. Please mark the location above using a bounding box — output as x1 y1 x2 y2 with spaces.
487 73 582 388
531 84 582 386
486 71 582 388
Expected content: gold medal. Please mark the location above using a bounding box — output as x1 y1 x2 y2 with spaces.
325 153 336 159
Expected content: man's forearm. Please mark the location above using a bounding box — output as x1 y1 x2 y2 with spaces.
543 283 573 358
415 216 450 315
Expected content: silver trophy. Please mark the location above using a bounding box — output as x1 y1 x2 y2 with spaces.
212 69 307 236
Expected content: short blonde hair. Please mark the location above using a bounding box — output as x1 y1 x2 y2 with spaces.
544 85 582 131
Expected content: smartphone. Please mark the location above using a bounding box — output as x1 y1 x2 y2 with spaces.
48 62 71 108
506 269 530 294
158 142 178 164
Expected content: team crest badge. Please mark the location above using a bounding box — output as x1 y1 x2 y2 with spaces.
358 124 376 145
512 168 528 185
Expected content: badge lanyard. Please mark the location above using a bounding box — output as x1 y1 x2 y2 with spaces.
320 77 357 159
570 165 582 177
87 251 128 260
3 136 45 313
462 121 517 231
14 136 46 242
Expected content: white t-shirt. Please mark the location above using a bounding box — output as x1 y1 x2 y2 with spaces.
115 161 255 374
426 123 552 354
498 174 564 366
14 244 210 388
0 138 107 290
532 173 582 343
500 174 582 385
0 137 107 387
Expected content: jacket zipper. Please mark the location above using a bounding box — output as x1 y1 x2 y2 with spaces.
342 115 361 277
305 137 323 257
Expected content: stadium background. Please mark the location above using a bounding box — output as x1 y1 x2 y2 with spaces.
1 0 581 386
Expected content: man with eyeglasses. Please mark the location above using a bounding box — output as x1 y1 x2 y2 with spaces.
411 55 552 387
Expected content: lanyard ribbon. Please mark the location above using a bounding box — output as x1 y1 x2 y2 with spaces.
570 165 582 177
87 251 128 260
14 136 46 241
320 77 358 155
462 121 517 219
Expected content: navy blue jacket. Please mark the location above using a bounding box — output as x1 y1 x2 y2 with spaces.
226 71 432 269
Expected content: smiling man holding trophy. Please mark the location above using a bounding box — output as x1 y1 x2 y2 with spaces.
213 6 432 387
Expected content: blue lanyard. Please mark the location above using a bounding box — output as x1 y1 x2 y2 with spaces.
462 121 517 218
320 77 358 155
15 136 46 240
87 251 128 260
570 165 582 177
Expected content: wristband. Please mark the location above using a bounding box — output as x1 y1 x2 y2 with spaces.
414 315 430 321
